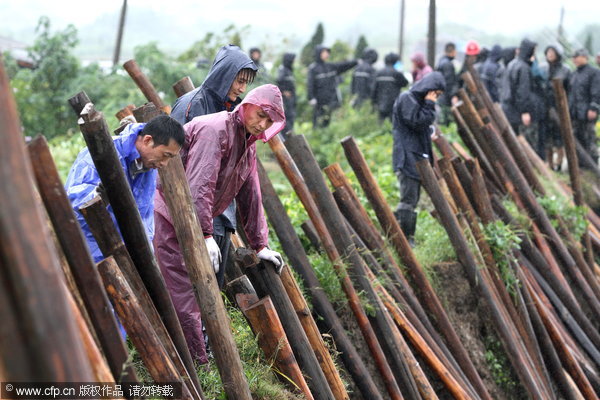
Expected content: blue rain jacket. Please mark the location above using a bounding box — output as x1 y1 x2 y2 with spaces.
65 123 157 262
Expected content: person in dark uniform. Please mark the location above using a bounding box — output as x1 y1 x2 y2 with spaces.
373 52 408 121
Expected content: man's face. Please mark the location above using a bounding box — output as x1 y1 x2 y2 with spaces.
546 48 557 63
137 135 180 169
320 49 330 62
243 104 274 137
227 73 250 102
251 51 261 62
448 49 456 58
573 55 588 67
596 55 600 66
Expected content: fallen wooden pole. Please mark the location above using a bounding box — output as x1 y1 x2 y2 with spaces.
159 155 252 400
27 135 137 383
0 58 94 381
416 158 552 399
267 137 403 399
79 196 204 400
67 97 197 390
97 257 193 400
339 136 492 400
286 134 424 400
301 220 322 252
242 296 314 399
257 161 384 400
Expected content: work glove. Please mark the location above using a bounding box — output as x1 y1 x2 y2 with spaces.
204 237 221 274
257 247 284 274
309 98 317 107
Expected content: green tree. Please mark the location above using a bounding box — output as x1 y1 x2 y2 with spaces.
354 35 369 59
13 16 80 138
330 39 353 62
300 23 324 66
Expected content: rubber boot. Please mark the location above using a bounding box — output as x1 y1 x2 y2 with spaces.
395 209 417 247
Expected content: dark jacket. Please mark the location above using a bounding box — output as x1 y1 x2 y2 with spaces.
392 72 446 179
435 54 458 106
569 63 600 121
541 45 571 110
276 53 297 132
481 45 503 102
170 44 257 233
501 39 539 125
352 48 378 105
307 45 358 107
373 53 409 116
170 45 257 125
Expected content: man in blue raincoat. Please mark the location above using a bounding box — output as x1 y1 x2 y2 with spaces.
65 115 185 262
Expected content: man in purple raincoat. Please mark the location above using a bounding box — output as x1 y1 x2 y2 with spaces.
154 84 286 363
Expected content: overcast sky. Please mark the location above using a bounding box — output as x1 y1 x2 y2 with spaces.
1 0 597 57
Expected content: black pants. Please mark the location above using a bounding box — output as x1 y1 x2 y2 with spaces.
313 104 332 128
395 170 421 212
214 230 232 289
573 119 598 165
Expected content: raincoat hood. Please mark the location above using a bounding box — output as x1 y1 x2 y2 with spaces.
362 48 378 64
410 71 446 96
411 52 427 69
202 45 258 103
545 45 564 63
314 45 331 63
489 45 503 62
235 84 286 142
501 46 517 64
385 52 400 66
283 53 296 70
518 39 537 62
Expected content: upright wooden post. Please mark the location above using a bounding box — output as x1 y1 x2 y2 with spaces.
427 0 436 68
123 59 171 113
27 136 137 383
257 161 383 400
112 0 127 67
0 57 94 381
159 156 252 400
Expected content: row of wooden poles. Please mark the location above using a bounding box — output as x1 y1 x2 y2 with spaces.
3 49 600 400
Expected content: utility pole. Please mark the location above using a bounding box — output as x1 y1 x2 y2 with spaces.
558 5 565 42
427 0 436 67
113 0 128 67
399 0 405 63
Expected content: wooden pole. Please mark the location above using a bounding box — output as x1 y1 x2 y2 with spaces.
427 0 436 68
112 0 127 67
416 158 552 399
236 249 336 400
242 296 315 400
173 76 195 98
257 161 384 400
301 220 322 252
553 77 595 268
68 97 196 387
122 59 171 114
79 196 204 400
0 57 94 381
97 257 193 400
399 0 405 62
286 135 423 399
266 136 402 400
280 266 349 400
159 155 252 400
27 135 137 383
340 136 492 400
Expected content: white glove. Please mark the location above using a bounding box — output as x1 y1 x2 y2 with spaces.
257 248 284 274
309 98 317 107
204 237 221 274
